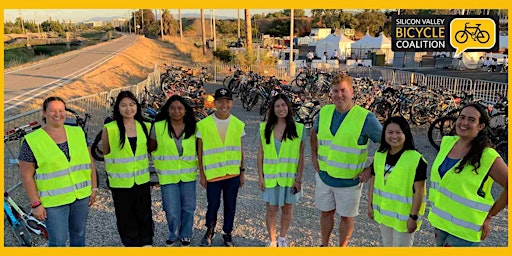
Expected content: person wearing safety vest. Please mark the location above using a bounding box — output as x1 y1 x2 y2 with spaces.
197 88 246 247
257 94 305 247
19 96 98 247
101 91 154 247
428 103 508 246
367 116 427 246
149 95 198 247
310 74 382 247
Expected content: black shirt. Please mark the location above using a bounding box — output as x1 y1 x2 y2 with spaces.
371 149 427 192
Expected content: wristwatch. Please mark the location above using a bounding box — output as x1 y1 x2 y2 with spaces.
239 167 245 173
409 214 419 221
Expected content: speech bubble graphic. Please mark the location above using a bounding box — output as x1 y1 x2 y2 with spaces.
450 18 496 56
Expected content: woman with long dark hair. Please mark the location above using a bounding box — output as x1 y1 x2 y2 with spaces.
428 103 508 246
149 95 197 247
367 116 427 246
101 90 154 247
257 94 305 247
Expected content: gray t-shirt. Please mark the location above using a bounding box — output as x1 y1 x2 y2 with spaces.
150 125 184 156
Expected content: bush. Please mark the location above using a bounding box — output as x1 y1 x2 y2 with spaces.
213 49 235 63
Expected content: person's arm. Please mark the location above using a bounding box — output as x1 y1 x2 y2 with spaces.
148 125 157 152
293 141 305 192
408 180 425 233
198 138 206 189
19 160 47 220
367 175 375 220
257 140 264 191
310 129 320 173
88 147 98 206
481 157 508 240
101 127 110 155
358 113 383 183
239 138 245 187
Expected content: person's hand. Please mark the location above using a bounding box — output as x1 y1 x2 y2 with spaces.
200 174 207 189
293 181 302 193
367 204 374 220
258 177 265 191
239 173 245 188
89 190 97 206
407 218 418 233
355 168 371 183
31 205 47 221
481 216 492 240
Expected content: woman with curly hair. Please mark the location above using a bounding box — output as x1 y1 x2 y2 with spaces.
428 103 508 247
149 95 198 247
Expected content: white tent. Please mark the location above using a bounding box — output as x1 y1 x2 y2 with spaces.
313 34 353 59
351 33 393 64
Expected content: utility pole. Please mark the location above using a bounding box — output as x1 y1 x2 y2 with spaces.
289 9 295 78
141 9 144 35
179 9 183 41
213 10 217 51
245 9 252 53
160 9 164 40
34 11 41 36
237 9 241 39
128 11 132 33
201 9 207 55
210 10 214 40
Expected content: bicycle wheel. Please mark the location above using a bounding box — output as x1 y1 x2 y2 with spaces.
428 116 457 151
223 76 233 88
410 98 438 125
369 101 392 123
91 131 104 162
455 31 468 43
477 30 490 44
247 94 259 111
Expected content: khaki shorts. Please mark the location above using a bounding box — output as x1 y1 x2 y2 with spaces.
314 172 362 217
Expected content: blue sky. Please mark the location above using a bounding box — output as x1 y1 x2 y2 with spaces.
4 9 315 22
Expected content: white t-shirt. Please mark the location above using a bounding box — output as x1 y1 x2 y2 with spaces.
196 114 245 142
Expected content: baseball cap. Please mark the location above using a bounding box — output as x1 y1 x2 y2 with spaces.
214 88 233 100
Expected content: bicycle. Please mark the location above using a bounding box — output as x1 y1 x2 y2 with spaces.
4 200 33 246
5 191 48 239
454 22 490 44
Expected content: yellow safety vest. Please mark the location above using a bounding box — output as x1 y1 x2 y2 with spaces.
104 121 150 188
25 126 92 208
428 136 499 242
373 150 426 232
197 115 244 181
317 104 369 179
152 120 198 185
260 122 304 188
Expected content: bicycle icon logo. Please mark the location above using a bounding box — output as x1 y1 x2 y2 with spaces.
454 22 490 44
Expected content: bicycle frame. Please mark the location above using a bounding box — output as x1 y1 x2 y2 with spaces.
5 191 48 238
4 201 33 246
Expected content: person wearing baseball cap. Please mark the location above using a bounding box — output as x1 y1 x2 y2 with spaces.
197 88 245 247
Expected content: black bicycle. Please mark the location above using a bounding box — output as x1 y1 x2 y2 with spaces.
454 22 490 44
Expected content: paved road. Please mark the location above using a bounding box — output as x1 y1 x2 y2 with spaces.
4 34 139 115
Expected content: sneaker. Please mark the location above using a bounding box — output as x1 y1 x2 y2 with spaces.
266 241 277 247
200 228 214 247
222 233 234 247
165 240 176 246
180 238 191 247
277 238 287 247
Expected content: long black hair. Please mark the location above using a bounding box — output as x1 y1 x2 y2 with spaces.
455 103 491 174
264 94 298 144
377 116 416 153
154 95 196 139
112 91 149 149
42 96 66 123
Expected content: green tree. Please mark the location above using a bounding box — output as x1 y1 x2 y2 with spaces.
355 10 387 36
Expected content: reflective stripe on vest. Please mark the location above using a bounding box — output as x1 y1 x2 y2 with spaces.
24 125 92 208
260 122 303 188
197 115 244 180
428 136 499 242
104 121 150 188
372 150 426 232
317 105 369 179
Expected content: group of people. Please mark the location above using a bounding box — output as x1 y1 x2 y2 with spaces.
478 56 508 73
19 73 507 247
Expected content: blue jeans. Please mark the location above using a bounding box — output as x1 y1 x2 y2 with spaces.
45 197 90 247
205 175 240 234
434 228 480 247
161 181 197 241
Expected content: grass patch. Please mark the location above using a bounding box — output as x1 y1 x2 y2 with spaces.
4 43 81 69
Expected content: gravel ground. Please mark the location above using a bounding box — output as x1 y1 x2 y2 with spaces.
4 83 508 247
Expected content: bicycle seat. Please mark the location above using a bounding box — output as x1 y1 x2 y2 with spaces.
475 23 481 26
